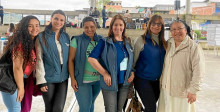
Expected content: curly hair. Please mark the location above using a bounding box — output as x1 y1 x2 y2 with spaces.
5 15 40 66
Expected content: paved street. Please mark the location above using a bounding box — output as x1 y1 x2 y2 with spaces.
0 50 220 112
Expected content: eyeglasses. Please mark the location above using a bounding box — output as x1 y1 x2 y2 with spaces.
170 27 185 32
151 22 162 27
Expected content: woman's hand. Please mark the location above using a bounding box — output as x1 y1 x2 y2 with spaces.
17 88 24 102
127 72 135 83
40 86 48 92
187 92 197 104
71 79 78 92
103 73 111 87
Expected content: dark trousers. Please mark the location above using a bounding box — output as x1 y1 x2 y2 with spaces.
0 14 3 24
134 76 160 112
144 17 149 24
42 80 68 112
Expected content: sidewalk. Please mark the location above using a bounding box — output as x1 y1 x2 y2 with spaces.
0 50 220 112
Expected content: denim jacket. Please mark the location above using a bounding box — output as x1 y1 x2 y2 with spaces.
100 37 134 91
73 33 103 85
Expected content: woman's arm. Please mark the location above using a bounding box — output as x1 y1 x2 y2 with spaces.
12 52 24 102
35 38 47 92
88 39 111 86
188 45 205 94
187 44 205 104
88 57 111 86
133 36 144 70
68 46 78 91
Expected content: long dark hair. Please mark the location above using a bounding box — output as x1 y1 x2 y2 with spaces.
9 23 15 32
5 16 40 65
45 9 66 31
142 14 167 49
108 14 130 43
42 10 66 47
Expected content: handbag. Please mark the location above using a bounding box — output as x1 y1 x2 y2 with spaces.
0 49 17 94
126 89 144 112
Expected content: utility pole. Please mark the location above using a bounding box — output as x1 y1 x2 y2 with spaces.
185 0 192 27
174 0 180 20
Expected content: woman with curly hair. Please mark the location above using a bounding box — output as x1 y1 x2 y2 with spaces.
1 15 40 112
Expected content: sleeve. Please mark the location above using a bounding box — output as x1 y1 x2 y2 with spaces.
187 44 205 94
35 38 47 85
70 38 77 48
132 37 144 70
89 39 105 59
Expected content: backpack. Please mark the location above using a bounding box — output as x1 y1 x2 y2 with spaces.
0 49 17 94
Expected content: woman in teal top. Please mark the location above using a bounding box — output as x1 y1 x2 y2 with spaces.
68 16 103 112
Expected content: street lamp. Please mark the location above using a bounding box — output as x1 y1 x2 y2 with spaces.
174 0 180 20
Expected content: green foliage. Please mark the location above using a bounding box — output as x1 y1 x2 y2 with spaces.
200 36 207 40
194 30 207 40
96 0 110 11
194 30 201 38
154 12 161 14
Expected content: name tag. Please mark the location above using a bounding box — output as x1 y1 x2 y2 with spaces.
120 58 128 71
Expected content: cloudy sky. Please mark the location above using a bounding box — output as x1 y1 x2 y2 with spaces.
0 0 209 11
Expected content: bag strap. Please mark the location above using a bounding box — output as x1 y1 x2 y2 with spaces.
133 88 144 111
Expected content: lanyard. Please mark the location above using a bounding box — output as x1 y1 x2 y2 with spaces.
90 41 97 48
117 41 127 58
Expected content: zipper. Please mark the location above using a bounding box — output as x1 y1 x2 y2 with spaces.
112 42 118 91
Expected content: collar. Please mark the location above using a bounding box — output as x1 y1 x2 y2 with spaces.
82 32 99 42
169 35 190 52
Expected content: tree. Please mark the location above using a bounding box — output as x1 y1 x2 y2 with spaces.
89 0 110 11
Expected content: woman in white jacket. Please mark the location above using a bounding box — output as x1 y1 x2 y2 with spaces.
158 20 205 112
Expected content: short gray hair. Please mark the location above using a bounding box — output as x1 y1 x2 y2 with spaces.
82 16 96 27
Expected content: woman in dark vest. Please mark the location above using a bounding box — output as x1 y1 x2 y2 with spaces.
35 10 70 112
68 16 103 112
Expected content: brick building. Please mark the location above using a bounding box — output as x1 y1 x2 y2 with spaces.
192 3 216 15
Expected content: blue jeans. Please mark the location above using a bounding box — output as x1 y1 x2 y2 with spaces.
102 17 106 28
144 17 149 24
75 81 101 112
102 84 129 112
1 90 21 112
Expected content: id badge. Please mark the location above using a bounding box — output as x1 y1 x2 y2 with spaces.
120 58 128 71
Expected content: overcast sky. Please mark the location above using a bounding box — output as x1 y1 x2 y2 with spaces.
0 0 209 11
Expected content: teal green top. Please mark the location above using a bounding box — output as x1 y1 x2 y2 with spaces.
70 38 100 83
